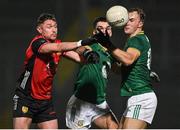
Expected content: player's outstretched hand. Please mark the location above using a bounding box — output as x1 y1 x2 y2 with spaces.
83 49 100 64
79 37 97 46
93 28 112 48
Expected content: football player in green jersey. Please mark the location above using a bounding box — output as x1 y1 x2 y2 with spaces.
65 17 119 129
96 8 158 129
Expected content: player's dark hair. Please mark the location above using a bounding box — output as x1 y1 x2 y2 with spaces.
37 13 56 26
93 16 107 28
129 8 146 23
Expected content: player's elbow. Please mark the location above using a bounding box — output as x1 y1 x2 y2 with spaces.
122 55 137 66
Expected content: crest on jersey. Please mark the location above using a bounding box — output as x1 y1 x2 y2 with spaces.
22 106 28 113
77 120 84 127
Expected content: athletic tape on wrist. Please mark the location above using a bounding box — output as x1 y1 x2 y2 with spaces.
77 40 82 47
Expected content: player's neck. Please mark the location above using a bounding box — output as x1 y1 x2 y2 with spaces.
129 28 143 38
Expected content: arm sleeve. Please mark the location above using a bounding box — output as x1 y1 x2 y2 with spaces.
31 38 47 54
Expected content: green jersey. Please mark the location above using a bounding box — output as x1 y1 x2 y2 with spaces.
74 43 114 104
121 32 153 96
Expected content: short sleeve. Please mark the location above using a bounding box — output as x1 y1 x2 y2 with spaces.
128 37 144 52
31 38 47 54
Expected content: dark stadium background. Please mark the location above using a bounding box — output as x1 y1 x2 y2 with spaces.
0 0 180 128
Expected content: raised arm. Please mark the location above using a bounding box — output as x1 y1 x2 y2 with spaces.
34 37 97 54
39 41 81 53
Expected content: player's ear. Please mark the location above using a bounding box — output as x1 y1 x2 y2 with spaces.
138 21 143 28
36 25 42 33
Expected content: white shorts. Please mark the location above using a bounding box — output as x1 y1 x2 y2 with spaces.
123 92 157 124
66 95 116 129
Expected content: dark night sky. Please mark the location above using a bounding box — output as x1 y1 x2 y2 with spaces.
0 0 180 128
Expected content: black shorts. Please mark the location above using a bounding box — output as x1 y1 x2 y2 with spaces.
13 91 57 123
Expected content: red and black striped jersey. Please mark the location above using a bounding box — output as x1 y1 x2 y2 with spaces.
17 35 61 100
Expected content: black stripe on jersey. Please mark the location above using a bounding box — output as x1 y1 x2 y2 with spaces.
32 38 47 54
26 54 36 71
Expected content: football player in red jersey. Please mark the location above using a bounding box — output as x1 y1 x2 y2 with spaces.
13 13 95 129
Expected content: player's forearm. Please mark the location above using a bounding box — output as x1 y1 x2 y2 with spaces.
39 42 80 53
75 46 90 55
111 48 134 66
57 42 80 52
63 51 82 62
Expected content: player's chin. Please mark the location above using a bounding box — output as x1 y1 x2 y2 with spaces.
124 28 131 34
50 35 57 40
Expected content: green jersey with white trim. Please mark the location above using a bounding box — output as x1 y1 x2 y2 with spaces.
74 43 114 104
121 32 153 96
